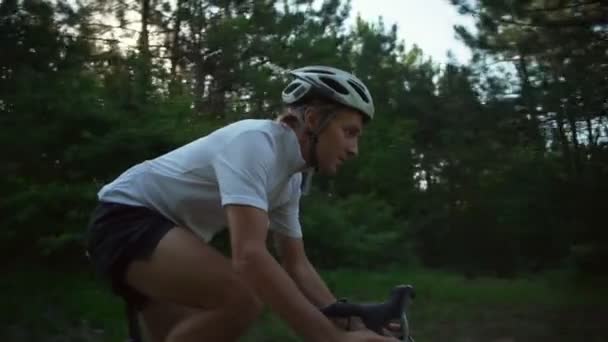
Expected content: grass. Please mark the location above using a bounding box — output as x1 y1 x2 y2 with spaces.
2 266 607 342
2 266 125 341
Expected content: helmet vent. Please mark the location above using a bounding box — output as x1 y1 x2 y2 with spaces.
306 69 336 75
320 77 349 95
293 85 307 99
284 82 301 94
348 80 370 103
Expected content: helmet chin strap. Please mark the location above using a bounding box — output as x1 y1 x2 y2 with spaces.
305 112 337 171
300 110 337 195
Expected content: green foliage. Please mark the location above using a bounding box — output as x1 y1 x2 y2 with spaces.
301 191 414 269
1 180 96 261
1 0 606 278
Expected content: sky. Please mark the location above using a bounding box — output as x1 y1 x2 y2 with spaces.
347 0 476 65
102 0 477 66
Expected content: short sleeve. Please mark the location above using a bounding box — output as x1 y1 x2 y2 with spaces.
212 131 274 211
269 175 303 238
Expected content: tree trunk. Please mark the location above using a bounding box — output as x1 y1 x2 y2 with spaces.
554 102 575 175
515 53 544 149
169 0 184 96
586 116 595 147
137 0 151 104
564 103 582 176
189 0 207 116
193 59 206 115
208 76 227 116
139 0 150 56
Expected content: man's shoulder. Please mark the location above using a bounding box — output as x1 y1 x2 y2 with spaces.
212 119 303 174
219 119 294 147
223 119 287 136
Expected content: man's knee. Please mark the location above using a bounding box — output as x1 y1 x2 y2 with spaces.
165 285 262 341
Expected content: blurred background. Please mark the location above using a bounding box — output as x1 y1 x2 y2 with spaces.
1 0 607 341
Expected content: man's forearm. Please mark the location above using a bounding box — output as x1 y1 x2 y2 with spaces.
234 248 340 342
285 259 362 330
286 258 336 308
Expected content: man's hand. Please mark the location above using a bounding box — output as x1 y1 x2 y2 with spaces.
382 321 403 338
346 316 367 331
330 317 350 330
340 329 401 342
338 317 403 339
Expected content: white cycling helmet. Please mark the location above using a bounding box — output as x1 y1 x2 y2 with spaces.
281 65 375 120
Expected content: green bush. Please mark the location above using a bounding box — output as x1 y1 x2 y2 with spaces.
0 180 97 263
300 191 414 269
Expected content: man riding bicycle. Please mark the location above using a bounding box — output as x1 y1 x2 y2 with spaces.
86 65 400 342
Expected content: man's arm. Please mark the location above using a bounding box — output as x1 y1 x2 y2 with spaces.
226 205 343 342
273 232 337 308
274 233 371 332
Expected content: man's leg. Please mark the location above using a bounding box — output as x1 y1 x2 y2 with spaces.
134 300 197 342
124 227 263 342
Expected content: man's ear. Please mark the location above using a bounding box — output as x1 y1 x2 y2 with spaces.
303 107 321 130
279 115 301 131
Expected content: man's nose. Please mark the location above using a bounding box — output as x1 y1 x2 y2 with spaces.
346 141 358 158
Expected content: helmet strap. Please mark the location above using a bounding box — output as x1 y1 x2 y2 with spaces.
306 112 337 171
307 131 319 171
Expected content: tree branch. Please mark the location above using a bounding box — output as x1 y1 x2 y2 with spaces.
523 0 604 13
476 11 608 29
86 22 139 33
86 22 176 35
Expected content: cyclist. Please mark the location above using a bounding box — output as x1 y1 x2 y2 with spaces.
86 65 399 342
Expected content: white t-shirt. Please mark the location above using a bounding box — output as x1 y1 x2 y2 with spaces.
97 119 307 242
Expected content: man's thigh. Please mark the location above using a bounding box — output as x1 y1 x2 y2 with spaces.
124 226 252 310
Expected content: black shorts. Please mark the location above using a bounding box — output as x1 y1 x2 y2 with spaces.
86 201 175 309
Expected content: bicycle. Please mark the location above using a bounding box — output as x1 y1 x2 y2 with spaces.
126 284 416 342
321 284 416 342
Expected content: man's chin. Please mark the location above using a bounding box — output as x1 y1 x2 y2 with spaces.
318 165 339 176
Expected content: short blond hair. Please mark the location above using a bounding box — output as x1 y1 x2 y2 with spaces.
276 95 345 130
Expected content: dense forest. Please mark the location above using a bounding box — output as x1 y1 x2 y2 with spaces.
2 0 607 278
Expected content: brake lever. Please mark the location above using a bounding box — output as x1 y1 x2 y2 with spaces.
395 285 415 342
400 305 415 342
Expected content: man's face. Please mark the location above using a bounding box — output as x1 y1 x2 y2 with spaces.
315 108 364 175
